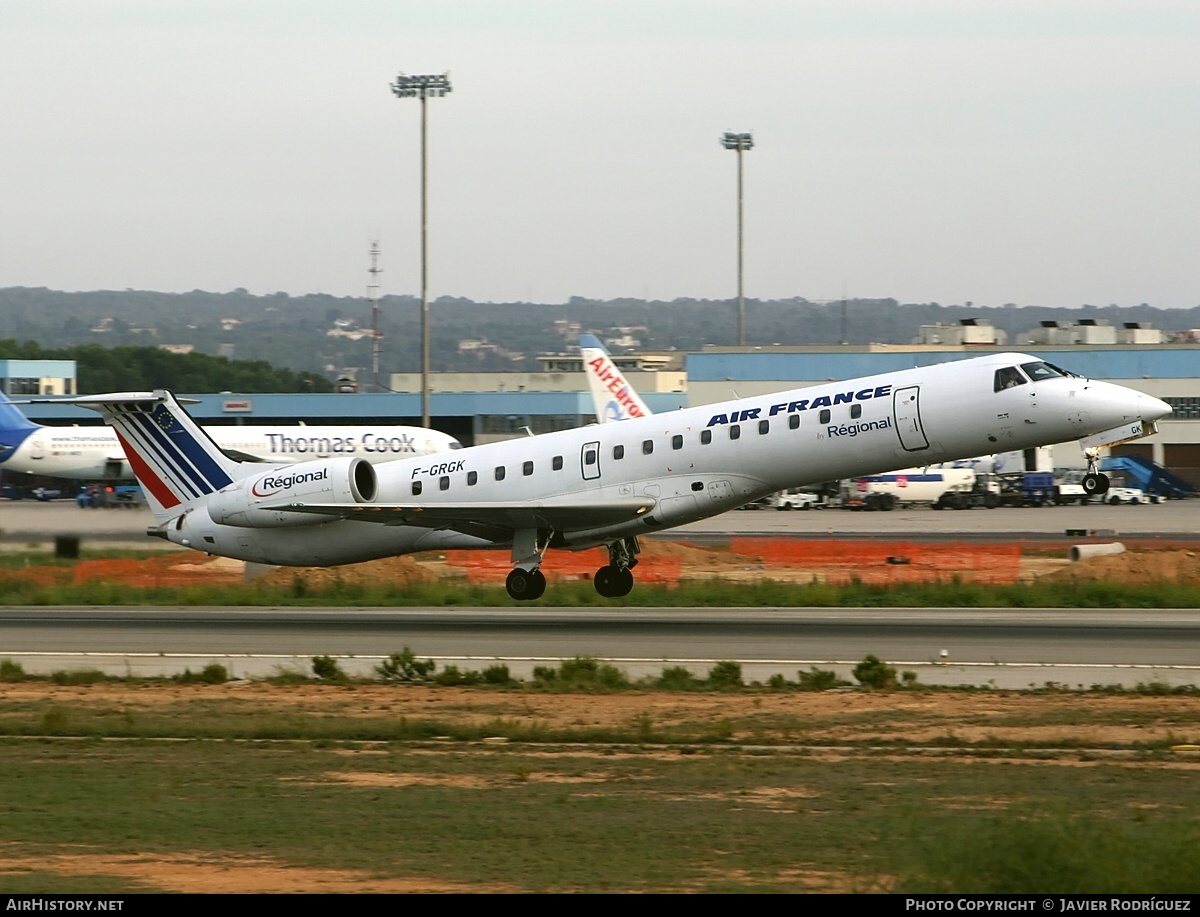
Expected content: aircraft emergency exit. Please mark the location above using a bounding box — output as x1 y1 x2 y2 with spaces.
62 352 1170 601
0 391 461 481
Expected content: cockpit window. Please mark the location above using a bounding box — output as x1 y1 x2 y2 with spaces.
1020 361 1068 383
994 366 1027 392
448 440 464 450
1044 362 1079 378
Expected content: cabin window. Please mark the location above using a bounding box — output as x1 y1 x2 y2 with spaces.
850 404 862 419
758 419 769 435
613 444 625 460
552 455 563 471
642 439 654 455
819 409 831 424
523 460 534 476
994 366 1026 391
700 429 712 445
729 424 741 440
788 414 800 430
439 476 449 491
671 434 683 450
585 449 597 466
467 471 478 486
411 481 422 496
494 466 506 481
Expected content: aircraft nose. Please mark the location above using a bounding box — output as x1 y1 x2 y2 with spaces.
1144 394 1172 422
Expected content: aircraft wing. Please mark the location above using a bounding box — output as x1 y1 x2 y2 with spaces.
262 495 656 536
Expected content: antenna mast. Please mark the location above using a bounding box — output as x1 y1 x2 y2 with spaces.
368 240 383 392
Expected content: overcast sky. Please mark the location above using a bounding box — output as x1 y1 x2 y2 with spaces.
2 1 1198 308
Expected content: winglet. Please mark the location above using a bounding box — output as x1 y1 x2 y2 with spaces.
579 335 653 422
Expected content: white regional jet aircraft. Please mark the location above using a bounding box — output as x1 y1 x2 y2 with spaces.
0 391 461 481
57 352 1168 600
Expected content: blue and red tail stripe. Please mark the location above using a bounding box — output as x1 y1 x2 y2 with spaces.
109 400 233 507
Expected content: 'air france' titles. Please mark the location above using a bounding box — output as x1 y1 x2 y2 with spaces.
707 384 894 427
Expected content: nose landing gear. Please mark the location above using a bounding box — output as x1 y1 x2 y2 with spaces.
1081 448 1110 496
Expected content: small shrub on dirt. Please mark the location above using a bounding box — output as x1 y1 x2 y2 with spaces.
0 659 26 682
707 660 743 689
50 669 107 686
311 655 348 683
375 647 436 682
532 665 558 685
481 664 513 685
656 665 698 690
530 658 627 690
853 654 898 690
797 667 848 691
433 665 483 687
558 656 629 689
174 664 229 685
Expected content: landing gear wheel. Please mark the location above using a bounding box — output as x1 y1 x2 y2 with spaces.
594 565 619 597
594 565 634 598
1082 472 1110 496
506 568 546 601
614 568 634 596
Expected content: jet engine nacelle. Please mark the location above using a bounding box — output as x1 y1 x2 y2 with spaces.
206 457 377 528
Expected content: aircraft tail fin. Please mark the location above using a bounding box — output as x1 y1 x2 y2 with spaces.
0 391 40 434
579 334 653 422
62 391 248 521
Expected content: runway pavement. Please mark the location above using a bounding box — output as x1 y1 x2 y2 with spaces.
3 499 1197 689
1 606 1198 689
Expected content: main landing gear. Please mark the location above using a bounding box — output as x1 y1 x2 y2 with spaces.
502 532 642 601
505 567 546 601
1081 448 1110 497
505 527 550 601
593 537 639 598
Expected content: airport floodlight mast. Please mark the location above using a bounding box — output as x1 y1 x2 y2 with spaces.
367 240 382 393
721 131 753 346
391 71 452 428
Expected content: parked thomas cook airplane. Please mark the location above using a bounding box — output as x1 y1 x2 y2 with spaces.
58 353 1168 600
0 391 461 481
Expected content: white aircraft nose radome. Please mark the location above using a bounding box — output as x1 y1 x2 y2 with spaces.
1144 393 1172 422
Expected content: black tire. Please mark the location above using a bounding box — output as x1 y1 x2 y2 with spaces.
594 565 618 597
614 568 634 597
506 568 543 601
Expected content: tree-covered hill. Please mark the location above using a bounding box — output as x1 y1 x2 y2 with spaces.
2 287 1196 379
0 339 332 394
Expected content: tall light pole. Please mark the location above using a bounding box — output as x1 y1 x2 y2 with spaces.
391 71 451 428
721 131 753 346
